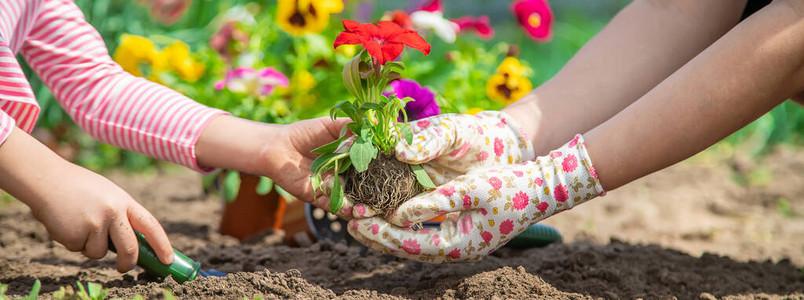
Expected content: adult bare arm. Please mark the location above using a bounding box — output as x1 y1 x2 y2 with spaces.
504 0 747 155
587 0 804 190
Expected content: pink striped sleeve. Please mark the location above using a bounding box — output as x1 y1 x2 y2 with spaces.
0 109 16 147
19 0 228 172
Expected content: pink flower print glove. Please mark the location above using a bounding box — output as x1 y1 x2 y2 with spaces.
347 135 605 263
396 111 535 187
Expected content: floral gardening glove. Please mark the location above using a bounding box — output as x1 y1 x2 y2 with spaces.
316 111 533 219
347 135 605 262
396 111 535 186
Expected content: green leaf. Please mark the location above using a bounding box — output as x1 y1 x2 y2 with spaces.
275 185 293 200
338 158 352 174
162 289 178 300
360 102 384 112
411 164 436 189
311 173 322 195
310 153 340 172
350 136 378 173
201 172 219 191
398 123 413 145
223 171 241 202
87 282 106 300
329 100 354 120
21 279 39 300
330 165 344 214
256 176 274 195
342 51 365 100
311 135 348 154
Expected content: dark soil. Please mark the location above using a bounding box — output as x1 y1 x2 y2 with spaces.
1 146 804 299
343 154 424 213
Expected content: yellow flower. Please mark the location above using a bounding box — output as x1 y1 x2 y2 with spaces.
496 57 527 78
486 72 532 105
335 44 356 57
113 34 159 77
277 0 344 36
463 107 484 115
159 41 206 82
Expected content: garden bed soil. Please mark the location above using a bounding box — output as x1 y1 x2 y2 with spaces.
1 145 804 299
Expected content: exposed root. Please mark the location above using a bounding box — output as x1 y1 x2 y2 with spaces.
343 155 424 213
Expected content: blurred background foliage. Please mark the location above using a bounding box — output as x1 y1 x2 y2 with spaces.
22 0 804 173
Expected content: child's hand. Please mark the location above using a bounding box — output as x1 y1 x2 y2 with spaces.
348 135 604 263
31 164 174 272
0 128 173 272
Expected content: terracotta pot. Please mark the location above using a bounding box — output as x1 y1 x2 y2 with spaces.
219 173 287 241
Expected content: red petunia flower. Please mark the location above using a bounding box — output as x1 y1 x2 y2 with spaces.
451 15 495 40
383 10 413 29
511 0 553 42
334 19 431 65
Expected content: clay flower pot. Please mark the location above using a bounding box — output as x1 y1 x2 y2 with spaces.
219 173 287 241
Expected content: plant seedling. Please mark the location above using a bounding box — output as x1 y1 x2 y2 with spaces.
311 20 436 214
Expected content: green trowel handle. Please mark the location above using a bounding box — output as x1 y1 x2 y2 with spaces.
108 232 201 283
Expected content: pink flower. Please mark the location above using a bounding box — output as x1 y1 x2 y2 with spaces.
370 224 379 235
533 177 543 187
448 248 461 259
439 185 456 197
537 201 549 212
488 177 502 190
418 0 442 12
554 184 568 202
416 119 431 130
511 0 553 42
451 15 494 40
402 239 421 254
459 215 474 234
562 154 578 172
499 219 514 235
476 151 489 162
481 231 493 243
215 66 288 98
512 191 529 210
432 234 441 246
589 165 599 179
449 142 472 158
355 205 366 216
549 151 562 158
480 208 488 215
513 171 523 177
568 135 580 147
463 195 472 209
494 137 504 157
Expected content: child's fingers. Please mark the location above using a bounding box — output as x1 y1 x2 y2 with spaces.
81 223 109 260
128 203 174 266
109 213 139 273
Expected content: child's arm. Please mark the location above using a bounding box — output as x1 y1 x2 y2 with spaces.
0 127 174 272
503 0 747 155
20 0 227 173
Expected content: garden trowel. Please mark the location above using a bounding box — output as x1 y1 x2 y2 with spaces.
109 232 225 283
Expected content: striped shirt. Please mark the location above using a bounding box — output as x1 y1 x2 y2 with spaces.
0 0 227 172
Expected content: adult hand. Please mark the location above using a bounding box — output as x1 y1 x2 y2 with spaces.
315 111 535 219
347 135 604 262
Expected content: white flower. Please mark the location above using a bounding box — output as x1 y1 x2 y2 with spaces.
410 10 458 43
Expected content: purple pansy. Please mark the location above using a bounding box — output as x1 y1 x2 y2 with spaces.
383 79 440 121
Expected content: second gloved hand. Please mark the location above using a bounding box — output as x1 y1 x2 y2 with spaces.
348 135 605 263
